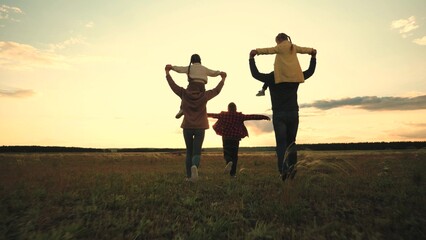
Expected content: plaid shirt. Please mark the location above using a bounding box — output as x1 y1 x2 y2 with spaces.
207 111 269 139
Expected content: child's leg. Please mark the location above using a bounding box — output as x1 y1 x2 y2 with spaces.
175 102 184 119
256 83 268 96
222 138 233 164
230 140 240 176
222 138 239 176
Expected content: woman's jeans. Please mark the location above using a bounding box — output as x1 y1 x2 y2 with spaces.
183 129 205 178
222 138 240 176
272 111 299 174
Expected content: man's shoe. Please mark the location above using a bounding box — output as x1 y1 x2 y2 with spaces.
224 161 233 174
288 164 297 180
282 142 296 174
281 172 288 182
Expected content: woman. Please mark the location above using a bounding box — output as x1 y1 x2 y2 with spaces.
165 65 226 181
168 54 224 118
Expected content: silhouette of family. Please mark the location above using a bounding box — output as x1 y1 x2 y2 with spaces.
165 33 317 182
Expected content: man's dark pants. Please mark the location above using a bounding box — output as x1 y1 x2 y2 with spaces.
272 111 299 174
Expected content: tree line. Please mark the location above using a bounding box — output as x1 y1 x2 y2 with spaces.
0 141 425 153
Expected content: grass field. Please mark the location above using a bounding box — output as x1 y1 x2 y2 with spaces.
0 150 425 239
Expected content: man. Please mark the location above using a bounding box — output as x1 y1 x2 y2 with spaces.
249 50 317 181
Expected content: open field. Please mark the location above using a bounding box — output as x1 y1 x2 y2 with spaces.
0 150 425 239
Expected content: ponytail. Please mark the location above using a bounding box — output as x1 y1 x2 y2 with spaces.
276 33 293 51
187 59 191 75
187 54 201 81
287 35 294 51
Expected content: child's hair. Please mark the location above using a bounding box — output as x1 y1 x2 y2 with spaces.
276 33 293 51
187 54 201 76
228 102 237 112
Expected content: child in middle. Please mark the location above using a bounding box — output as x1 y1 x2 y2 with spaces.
168 54 225 118
208 102 270 177
251 32 316 96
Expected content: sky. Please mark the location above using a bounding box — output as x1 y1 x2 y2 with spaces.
1 0 425 148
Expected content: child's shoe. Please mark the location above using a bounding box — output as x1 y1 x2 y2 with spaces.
256 89 265 96
175 109 184 119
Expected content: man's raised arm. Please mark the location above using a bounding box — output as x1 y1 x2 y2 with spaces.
249 50 271 83
302 54 317 81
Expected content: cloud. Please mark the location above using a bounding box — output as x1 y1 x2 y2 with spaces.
391 16 419 35
0 89 34 98
413 36 426 46
245 116 274 136
408 123 426 128
0 41 69 70
0 40 118 71
397 129 426 139
85 21 94 28
48 36 87 51
0 4 24 23
392 122 426 140
300 95 426 111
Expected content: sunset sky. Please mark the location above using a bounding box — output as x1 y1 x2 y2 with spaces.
1 0 425 148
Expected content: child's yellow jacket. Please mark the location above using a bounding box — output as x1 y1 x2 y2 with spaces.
256 41 313 83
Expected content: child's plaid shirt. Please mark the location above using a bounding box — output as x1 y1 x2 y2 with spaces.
207 111 269 139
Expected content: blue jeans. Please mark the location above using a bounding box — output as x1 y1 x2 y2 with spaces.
183 129 205 178
272 111 299 174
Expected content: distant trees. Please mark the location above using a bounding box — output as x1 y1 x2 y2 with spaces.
0 141 425 153
0 146 102 153
297 141 426 151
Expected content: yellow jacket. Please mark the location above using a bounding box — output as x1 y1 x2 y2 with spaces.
256 41 313 83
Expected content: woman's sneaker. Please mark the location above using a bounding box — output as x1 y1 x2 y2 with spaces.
282 142 296 175
191 165 198 181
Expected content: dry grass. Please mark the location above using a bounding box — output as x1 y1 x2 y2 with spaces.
0 149 425 239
